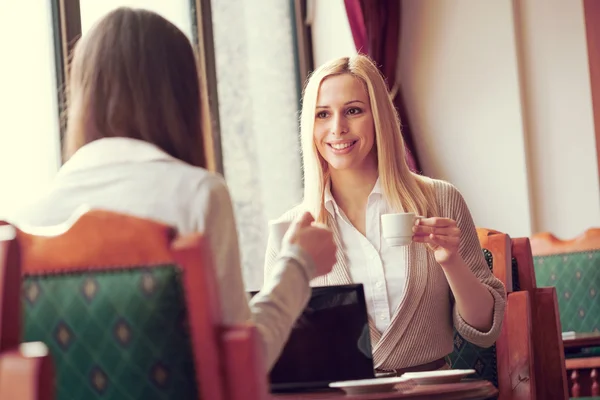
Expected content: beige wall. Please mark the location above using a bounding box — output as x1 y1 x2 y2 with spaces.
311 0 600 239
398 0 532 237
515 0 600 238
311 0 356 66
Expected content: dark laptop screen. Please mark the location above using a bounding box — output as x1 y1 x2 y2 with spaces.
250 284 374 391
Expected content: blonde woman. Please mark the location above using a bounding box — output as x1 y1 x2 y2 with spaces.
13 7 338 371
264 55 506 374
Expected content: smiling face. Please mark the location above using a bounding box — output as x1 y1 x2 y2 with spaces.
313 73 377 173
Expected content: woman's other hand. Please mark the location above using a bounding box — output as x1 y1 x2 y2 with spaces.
284 212 337 277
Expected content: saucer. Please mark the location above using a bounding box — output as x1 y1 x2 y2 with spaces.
401 369 476 385
329 376 410 395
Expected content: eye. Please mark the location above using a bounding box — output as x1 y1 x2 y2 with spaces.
316 111 329 119
346 107 362 115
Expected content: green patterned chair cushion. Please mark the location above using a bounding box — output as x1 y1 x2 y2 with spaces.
22 265 199 400
533 250 600 334
448 249 498 387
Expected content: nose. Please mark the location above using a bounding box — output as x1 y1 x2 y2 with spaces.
331 113 348 136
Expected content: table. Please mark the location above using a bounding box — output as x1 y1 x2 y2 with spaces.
271 380 498 399
563 332 600 351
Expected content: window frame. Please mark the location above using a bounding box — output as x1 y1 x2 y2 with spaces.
50 0 81 161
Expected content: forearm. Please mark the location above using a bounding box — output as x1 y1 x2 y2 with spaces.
442 258 495 332
250 245 315 370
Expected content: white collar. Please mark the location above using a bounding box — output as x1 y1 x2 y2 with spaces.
58 138 182 177
324 177 382 216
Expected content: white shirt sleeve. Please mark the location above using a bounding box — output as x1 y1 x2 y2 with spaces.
193 175 314 370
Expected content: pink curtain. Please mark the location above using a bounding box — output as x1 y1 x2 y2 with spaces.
344 0 420 172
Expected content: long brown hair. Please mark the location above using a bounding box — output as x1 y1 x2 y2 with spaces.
65 7 206 167
300 55 439 223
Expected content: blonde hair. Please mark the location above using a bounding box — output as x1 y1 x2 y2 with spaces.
64 7 206 167
300 54 439 223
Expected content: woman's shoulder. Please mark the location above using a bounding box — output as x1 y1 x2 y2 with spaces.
415 175 466 214
426 177 473 218
429 177 460 197
413 175 460 197
173 164 228 194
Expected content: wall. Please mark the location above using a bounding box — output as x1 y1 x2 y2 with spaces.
398 0 532 237
515 0 600 238
311 0 356 66
310 0 600 239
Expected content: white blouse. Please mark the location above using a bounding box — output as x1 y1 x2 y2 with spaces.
11 137 315 370
324 179 408 333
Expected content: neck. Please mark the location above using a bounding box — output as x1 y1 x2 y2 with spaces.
329 165 379 213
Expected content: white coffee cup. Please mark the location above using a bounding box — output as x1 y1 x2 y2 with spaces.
381 212 422 246
268 220 292 250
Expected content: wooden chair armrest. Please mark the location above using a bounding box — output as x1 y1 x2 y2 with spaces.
531 287 569 399
0 342 54 400
221 324 269 400
496 291 536 400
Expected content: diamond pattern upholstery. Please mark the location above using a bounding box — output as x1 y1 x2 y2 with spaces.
22 265 199 400
448 248 498 387
534 250 600 334
534 250 600 359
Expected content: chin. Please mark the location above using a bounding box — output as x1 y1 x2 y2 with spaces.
327 161 357 171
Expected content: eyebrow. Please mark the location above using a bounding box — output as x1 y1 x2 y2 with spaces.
316 100 365 109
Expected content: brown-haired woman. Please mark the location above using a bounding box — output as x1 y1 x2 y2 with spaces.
13 7 337 370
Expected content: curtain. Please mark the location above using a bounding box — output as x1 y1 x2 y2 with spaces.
344 0 420 172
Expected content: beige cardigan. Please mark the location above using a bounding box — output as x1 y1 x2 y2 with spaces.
264 179 506 370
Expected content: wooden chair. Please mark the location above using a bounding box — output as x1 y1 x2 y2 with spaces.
531 228 600 398
0 224 54 400
449 228 535 400
10 210 269 400
478 228 514 293
480 229 536 400
511 237 569 400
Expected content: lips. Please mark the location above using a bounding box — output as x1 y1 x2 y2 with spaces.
327 140 358 154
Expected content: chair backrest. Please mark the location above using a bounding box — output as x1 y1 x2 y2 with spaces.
531 228 600 334
0 223 20 351
449 228 531 399
477 228 513 292
511 238 537 292
512 237 569 400
0 224 54 400
450 228 535 400
15 210 267 400
448 235 501 387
